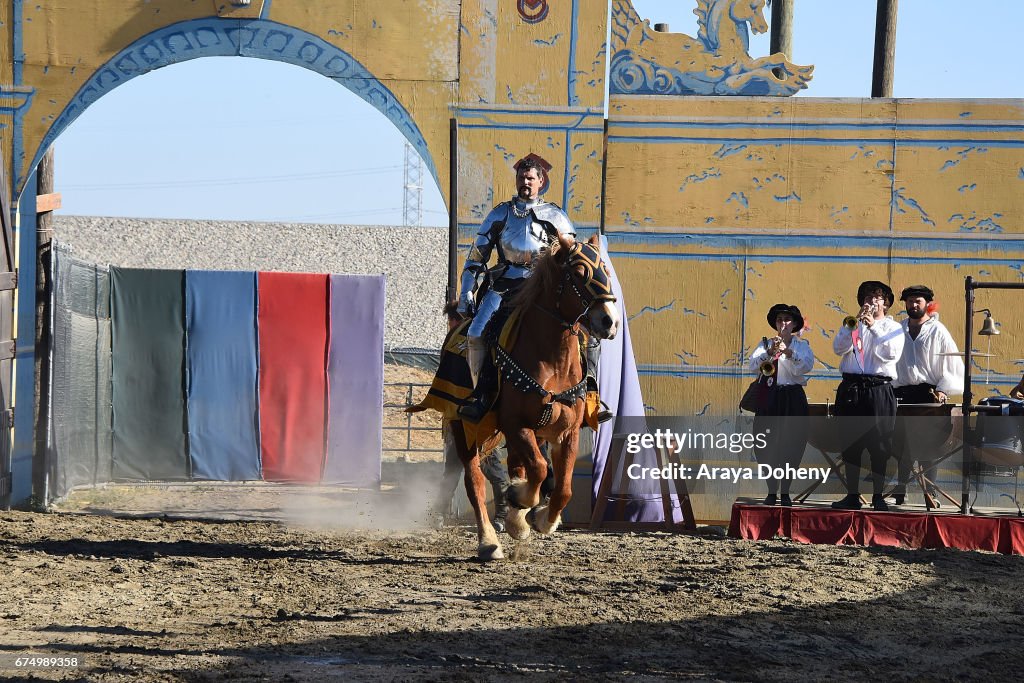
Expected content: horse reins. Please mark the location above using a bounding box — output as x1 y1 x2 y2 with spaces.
493 241 615 428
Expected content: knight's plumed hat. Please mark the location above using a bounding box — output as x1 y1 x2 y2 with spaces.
514 152 552 174
514 153 553 194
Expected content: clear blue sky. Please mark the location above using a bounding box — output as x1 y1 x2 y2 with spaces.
55 1 1020 227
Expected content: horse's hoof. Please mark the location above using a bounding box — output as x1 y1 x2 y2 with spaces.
479 543 504 562
506 478 527 509
530 505 560 535
504 508 531 541
529 505 544 533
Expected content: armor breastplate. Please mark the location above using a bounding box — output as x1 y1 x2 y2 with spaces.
498 210 550 269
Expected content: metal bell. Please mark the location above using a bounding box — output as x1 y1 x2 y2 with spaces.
979 311 999 336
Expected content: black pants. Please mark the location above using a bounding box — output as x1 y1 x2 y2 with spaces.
835 374 897 496
892 384 944 496
753 384 809 495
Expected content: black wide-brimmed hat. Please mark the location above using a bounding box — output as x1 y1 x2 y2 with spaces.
857 280 895 307
900 284 934 302
767 303 804 333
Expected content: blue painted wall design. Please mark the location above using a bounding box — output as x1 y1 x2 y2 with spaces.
608 0 813 96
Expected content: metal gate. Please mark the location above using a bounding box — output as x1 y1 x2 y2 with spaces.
0 157 17 508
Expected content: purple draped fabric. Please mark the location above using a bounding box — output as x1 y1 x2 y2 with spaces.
323 275 385 487
593 237 676 522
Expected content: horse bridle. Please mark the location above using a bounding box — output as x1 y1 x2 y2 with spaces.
548 241 616 333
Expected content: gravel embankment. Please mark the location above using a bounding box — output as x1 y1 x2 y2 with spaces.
54 215 450 350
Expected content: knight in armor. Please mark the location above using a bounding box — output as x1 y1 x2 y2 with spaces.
456 153 611 424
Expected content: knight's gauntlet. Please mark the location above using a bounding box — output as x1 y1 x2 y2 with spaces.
457 267 482 315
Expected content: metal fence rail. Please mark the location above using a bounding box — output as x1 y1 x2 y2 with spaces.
382 381 443 457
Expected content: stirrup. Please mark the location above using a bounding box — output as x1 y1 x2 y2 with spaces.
596 400 614 424
458 394 492 423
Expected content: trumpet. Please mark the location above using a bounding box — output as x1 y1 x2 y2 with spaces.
843 315 858 329
759 335 780 376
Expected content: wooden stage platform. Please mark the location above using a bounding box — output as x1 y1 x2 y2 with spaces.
729 498 1024 556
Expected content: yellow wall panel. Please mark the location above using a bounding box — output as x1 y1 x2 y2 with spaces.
618 256 743 367
273 1 460 82
892 145 1021 234
0 2 13 84
459 0 499 105
494 1 576 107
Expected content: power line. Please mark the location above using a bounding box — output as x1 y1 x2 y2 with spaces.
62 165 402 191
272 207 403 221
66 112 380 134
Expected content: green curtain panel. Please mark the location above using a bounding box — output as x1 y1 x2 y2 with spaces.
110 267 188 480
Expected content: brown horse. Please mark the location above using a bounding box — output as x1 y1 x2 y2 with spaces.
450 233 620 560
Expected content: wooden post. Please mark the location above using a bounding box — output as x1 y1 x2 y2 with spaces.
769 0 794 58
769 0 794 80
962 276 973 514
871 0 899 97
447 119 458 305
32 147 55 507
599 119 609 236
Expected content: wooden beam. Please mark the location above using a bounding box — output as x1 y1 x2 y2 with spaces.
35 192 61 214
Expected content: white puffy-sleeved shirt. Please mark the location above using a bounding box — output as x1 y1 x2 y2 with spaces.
832 316 905 379
893 316 965 394
749 337 815 386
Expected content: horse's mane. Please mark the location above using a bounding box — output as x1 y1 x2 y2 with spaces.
509 242 565 311
694 0 720 51
697 0 750 54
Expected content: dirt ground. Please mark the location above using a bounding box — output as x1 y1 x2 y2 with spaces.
2 481 1024 682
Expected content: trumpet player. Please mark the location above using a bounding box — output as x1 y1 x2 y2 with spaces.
748 304 814 506
831 280 905 511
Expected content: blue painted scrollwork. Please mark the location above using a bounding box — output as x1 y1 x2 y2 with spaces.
32 19 436 186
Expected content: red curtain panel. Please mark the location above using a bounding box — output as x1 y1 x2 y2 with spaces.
257 272 329 482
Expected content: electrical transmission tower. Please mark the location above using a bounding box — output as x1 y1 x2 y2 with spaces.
402 142 423 227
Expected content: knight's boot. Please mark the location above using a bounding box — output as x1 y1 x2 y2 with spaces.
585 376 614 425
459 337 495 423
491 483 509 534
